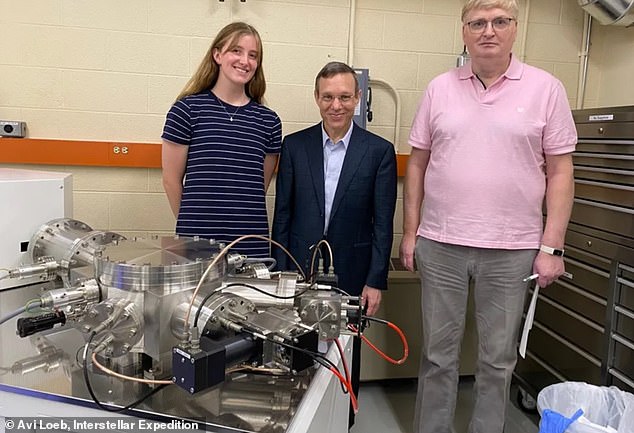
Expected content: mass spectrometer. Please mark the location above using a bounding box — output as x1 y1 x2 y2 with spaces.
0 214 407 432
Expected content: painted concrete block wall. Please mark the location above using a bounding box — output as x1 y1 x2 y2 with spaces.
3 0 627 251
584 24 634 109
3 163 172 240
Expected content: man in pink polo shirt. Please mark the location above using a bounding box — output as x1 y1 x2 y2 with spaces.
400 1 576 432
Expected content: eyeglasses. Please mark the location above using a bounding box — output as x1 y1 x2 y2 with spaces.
465 17 516 33
318 94 356 104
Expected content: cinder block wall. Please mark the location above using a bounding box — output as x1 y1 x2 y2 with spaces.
2 0 629 246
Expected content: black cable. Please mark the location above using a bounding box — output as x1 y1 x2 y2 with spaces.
82 332 169 412
363 316 389 325
193 290 219 329
331 339 353 395
224 282 311 300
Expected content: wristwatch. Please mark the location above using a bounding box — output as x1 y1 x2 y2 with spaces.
540 245 565 257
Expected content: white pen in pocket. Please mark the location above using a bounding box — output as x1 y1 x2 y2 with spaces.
522 271 573 282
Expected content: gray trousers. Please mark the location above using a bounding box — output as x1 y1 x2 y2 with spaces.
413 237 536 433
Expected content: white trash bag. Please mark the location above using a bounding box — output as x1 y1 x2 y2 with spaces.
537 382 634 433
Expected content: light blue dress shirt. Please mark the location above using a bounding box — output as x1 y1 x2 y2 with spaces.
322 122 353 234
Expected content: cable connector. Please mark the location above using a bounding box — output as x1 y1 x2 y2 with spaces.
190 326 200 351
315 271 338 287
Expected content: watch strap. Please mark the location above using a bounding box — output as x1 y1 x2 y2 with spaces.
540 244 564 257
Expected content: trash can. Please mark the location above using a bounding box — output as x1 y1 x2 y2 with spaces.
537 382 634 433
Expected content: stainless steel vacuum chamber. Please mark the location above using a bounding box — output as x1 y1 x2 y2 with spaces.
0 279 351 433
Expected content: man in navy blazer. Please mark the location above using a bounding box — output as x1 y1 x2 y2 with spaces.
272 61 397 313
272 61 397 427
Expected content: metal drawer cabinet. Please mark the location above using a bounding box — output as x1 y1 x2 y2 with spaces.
605 263 634 388
514 105 634 404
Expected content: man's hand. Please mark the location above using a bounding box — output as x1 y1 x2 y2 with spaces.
361 285 382 316
399 233 417 272
532 252 565 288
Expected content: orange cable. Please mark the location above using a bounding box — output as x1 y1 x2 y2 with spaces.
349 321 409 365
334 338 351 385
329 366 359 414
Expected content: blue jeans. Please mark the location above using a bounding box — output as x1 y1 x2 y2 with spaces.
413 237 536 433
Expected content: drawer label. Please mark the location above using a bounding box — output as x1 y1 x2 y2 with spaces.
588 114 614 121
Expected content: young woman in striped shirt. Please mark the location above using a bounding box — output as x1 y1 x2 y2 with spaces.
162 22 281 258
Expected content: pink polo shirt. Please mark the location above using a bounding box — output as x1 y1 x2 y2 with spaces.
409 55 577 249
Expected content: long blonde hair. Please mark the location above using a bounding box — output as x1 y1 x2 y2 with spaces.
176 22 266 104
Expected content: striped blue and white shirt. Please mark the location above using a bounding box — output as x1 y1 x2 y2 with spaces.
162 91 282 258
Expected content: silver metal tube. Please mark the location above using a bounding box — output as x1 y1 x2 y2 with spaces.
576 12 592 109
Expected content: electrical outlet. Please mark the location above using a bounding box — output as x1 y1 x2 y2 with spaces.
0 121 27 138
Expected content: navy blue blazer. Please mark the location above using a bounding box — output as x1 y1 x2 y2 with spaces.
272 123 397 296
